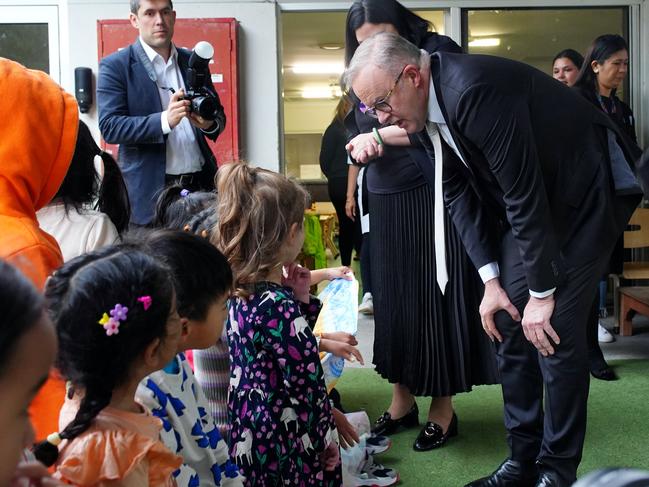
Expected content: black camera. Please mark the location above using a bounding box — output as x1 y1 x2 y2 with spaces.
184 41 222 121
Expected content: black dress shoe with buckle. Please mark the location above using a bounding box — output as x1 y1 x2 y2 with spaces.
371 402 419 436
464 459 538 487
413 412 458 451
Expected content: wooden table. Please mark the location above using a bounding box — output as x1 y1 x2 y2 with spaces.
619 286 649 336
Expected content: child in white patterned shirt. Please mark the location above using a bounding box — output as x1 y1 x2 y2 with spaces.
135 229 243 487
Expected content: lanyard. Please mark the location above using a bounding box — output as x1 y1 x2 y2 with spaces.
596 92 617 115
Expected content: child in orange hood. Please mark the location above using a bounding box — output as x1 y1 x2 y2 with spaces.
0 58 79 441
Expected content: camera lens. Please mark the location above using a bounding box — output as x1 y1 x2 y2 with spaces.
191 97 219 121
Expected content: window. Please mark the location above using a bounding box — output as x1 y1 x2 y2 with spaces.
463 7 628 97
281 10 445 181
0 6 60 82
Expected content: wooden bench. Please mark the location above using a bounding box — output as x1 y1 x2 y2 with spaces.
619 286 649 336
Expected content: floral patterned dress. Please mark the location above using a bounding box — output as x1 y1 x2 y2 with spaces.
227 282 341 486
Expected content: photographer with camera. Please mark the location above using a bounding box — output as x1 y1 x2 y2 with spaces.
98 0 226 225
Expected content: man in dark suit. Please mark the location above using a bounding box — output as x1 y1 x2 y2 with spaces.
343 33 643 487
98 0 226 225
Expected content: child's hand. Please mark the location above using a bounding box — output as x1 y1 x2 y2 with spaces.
319 442 340 471
332 408 360 449
326 266 354 281
282 263 311 303
11 461 66 486
321 332 358 346
319 339 364 365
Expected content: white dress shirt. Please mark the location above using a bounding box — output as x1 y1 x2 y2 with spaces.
426 73 553 298
139 38 204 176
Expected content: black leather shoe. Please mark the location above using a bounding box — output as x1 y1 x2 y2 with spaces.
535 471 564 487
371 402 419 436
464 459 538 487
591 365 618 381
413 412 458 451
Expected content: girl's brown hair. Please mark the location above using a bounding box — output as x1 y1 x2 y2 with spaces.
212 162 309 296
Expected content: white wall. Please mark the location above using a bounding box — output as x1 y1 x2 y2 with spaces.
65 0 281 171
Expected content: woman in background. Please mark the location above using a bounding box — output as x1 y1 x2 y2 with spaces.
573 35 640 381
343 0 498 453
320 97 362 268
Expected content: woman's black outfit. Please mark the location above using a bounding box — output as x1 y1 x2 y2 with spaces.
345 32 498 397
319 119 362 266
575 87 640 380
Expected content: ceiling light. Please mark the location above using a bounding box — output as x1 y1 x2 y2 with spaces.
319 43 344 50
301 87 342 99
292 63 344 75
469 37 501 47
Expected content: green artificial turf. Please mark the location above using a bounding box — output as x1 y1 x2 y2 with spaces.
336 360 649 486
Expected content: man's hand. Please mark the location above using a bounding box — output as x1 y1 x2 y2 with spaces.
522 295 559 356
166 89 191 129
332 408 360 449
345 132 384 164
189 112 217 131
479 278 521 343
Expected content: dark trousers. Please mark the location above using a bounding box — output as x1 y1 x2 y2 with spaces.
494 231 609 485
328 179 361 266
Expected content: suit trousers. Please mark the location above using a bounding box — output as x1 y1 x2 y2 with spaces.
494 230 609 485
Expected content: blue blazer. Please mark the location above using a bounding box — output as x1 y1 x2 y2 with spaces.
97 41 225 224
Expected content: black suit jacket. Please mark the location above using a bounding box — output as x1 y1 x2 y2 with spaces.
98 41 226 224
421 52 643 292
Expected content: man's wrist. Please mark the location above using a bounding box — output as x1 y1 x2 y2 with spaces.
529 288 556 299
478 262 500 283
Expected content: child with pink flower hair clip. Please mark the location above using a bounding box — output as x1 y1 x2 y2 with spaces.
33 246 185 487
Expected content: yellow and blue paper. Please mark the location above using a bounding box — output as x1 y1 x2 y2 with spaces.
314 277 359 392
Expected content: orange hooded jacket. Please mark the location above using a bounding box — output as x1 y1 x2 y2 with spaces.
0 58 79 440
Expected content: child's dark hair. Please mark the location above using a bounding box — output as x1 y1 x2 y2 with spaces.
33 246 175 466
345 0 432 65
55 120 131 233
132 229 232 321
152 184 216 230
213 162 309 297
0 260 44 373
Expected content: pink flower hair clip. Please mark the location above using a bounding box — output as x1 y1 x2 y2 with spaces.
98 303 129 336
137 295 152 310
98 312 121 336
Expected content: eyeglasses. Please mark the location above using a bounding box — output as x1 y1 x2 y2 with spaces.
359 65 407 119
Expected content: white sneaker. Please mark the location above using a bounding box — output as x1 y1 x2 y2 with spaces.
598 322 615 343
351 452 399 486
358 293 374 315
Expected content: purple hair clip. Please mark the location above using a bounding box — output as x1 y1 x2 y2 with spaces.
97 303 129 336
180 189 190 197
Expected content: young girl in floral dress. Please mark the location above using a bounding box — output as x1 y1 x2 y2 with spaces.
213 162 341 486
